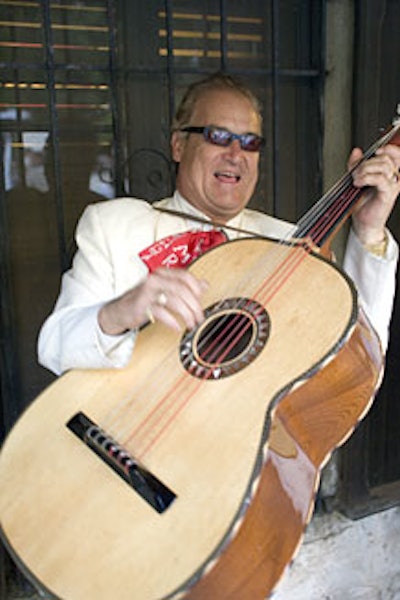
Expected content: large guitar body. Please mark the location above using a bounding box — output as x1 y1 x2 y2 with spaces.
0 238 383 599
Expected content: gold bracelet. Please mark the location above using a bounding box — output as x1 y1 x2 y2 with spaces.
363 232 388 257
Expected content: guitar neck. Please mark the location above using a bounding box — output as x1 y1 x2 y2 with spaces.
292 119 400 251
292 177 365 250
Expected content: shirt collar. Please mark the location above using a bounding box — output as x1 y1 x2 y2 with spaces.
172 190 245 236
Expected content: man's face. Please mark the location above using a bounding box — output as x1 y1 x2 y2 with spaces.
171 89 262 223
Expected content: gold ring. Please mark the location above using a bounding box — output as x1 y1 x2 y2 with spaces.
146 307 155 324
156 291 168 307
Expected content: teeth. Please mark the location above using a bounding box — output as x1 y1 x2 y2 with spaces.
216 171 240 180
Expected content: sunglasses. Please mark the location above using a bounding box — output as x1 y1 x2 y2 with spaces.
180 125 265 152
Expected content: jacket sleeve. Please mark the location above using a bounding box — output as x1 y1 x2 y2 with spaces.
38 203 146 375
343 227 398 353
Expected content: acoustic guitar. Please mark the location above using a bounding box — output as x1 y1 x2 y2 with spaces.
0 121 399 599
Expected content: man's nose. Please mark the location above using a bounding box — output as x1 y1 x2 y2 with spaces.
225 139 242 157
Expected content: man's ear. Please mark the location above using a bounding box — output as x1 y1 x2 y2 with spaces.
171 130 185 163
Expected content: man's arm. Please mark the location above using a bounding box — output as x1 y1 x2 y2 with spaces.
343 143 400 352
38 203 142 375
343 227 398 353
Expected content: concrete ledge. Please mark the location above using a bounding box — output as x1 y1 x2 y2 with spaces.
273 506 400 599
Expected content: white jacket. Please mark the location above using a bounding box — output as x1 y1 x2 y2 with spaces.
38 192 398 375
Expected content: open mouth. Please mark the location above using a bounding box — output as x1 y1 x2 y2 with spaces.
214 170 241 183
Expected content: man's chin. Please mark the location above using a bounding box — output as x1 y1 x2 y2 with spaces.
209 202 246 223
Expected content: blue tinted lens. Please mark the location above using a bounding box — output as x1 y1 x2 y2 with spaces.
240 133 263 151
207 127 232 146
205 127 263 151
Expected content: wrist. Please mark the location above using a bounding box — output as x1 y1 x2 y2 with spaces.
363 234 388 257
352 218 387 243
98 301 128 336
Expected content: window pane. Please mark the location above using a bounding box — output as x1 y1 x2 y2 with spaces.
50 1 110 67
0 0 45 63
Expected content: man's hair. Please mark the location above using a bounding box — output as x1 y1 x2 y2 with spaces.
171 72 262 132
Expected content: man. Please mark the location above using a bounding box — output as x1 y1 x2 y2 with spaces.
38 73 400 375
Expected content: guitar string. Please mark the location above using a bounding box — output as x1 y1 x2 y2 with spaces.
182 184 362 379
101 127 390 454
101 145 380 454
165 167 365 383
197 186 363 376
113 179 362 457
187 182 363 383
104 239 296 453
130 185 365 457
102 124 398 455
106 242 288 453
171 184 356 367
143 172 372 455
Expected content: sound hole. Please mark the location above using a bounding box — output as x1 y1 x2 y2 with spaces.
198 312 253 363
180 297 270 380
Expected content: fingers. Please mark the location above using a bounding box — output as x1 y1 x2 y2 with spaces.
347 147 364 171
145 268 209 331
349 143 400 245
376 145 400 185
98 268 209 335
351 144 400 193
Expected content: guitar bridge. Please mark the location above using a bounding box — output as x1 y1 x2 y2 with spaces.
66 412 176 514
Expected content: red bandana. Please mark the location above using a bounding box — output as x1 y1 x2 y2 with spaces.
139 229 227 273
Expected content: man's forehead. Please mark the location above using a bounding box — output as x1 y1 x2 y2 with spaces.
191 89 261 129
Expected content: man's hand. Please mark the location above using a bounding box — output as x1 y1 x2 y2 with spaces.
98 268 209 335
349 143 400 245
